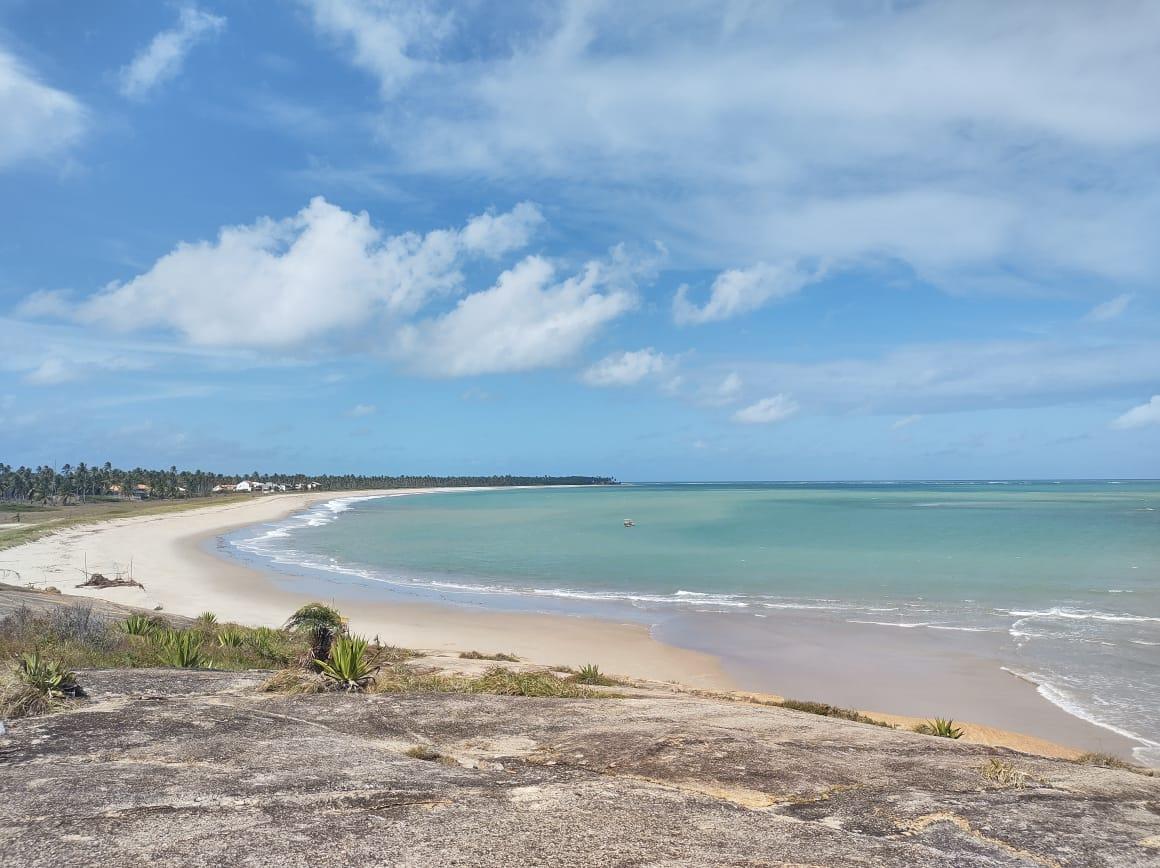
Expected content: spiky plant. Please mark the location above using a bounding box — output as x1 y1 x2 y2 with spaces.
156 631 209 669
17 652 82 698
121 613 156 636
285 604 346 670
574 663 615 686
195 611 218 627
315 635 377 692
217 627 246 648
916 717 964 739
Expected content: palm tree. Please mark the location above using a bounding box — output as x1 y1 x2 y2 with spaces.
284 604 347 670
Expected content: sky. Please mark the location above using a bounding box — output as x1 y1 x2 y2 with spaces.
1 0 1158 480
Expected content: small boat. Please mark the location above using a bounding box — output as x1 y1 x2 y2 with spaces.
623 518 635 527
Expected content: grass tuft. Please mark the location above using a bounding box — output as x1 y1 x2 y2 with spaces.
915 717 964 739
981 758 1039 788
259 668 327 694
779 698 895 728
573 663 618 686
405 745 442 761
459 650 520 662
195 612 218 627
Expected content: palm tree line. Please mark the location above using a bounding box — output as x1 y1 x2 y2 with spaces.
0 462 616 504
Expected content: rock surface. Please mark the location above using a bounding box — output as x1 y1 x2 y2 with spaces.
2 669 1159 867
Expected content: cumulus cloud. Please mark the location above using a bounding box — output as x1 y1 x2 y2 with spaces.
733 394 799 425
394 249 643 377
1085 293 1134 322
674 262 814 325
59 198 542 348
1111 396 1160 429
119 5 226 100
0 48 86 169
459 202 544 258
581 348 671 387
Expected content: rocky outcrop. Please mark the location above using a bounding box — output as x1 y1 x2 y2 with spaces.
2 669 1158 866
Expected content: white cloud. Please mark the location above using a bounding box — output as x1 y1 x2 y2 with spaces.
733 394 799 425
892 414 922 430
304 1 1160 296
697 371 743 406
674 262 813 325
1111 396 1160 430
61 198 542 348
460 202 544 258
348 402 376 417
734 340 1160 415
23 357 79 386
302 0 449 98
394 250 641 377
0 48 86 169
119 5 227 100
581 348 671 387
1085 293 1134 322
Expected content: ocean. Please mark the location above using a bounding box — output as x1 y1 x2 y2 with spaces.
224 481 1160 763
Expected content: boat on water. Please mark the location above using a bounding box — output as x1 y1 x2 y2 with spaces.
623 518 635 527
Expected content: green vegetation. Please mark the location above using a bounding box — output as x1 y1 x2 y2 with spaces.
459 650 520 662
17 652 81 698
0 652 82 719
778 699 895 728
155 631 210 669
1 605 307 677
121 613 157 636
0 460 616 506
915 718 964 739
217 627 246 648
263 664 605 699
286 603 347 667
573 663 617 686
196 611 218 627
315 635 378 692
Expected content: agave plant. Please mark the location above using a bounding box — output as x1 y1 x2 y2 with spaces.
217 628 246 648
17 652 82 698
917 717 964 739
156 631 210 669
315 635 377 691
121 613 156 636
285 604 346 670
574 663 614 686
195 611 218 627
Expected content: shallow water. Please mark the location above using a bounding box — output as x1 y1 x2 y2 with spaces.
225 481 1160 763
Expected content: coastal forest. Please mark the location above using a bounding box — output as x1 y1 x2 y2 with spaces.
0 463 616 504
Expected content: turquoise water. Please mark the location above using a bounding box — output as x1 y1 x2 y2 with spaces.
229 482 1160 761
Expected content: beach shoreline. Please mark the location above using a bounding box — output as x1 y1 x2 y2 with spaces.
0 488 1146 763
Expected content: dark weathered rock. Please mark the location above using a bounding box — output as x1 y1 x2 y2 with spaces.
1 669 1158 867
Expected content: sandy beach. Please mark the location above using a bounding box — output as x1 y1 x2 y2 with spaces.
0 488 1145 762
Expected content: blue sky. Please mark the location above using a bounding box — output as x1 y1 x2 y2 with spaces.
1 0 1158 480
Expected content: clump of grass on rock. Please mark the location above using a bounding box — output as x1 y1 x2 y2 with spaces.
459 650 520 662
1 652 84 719
779 699 895 728
915 717 964 739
